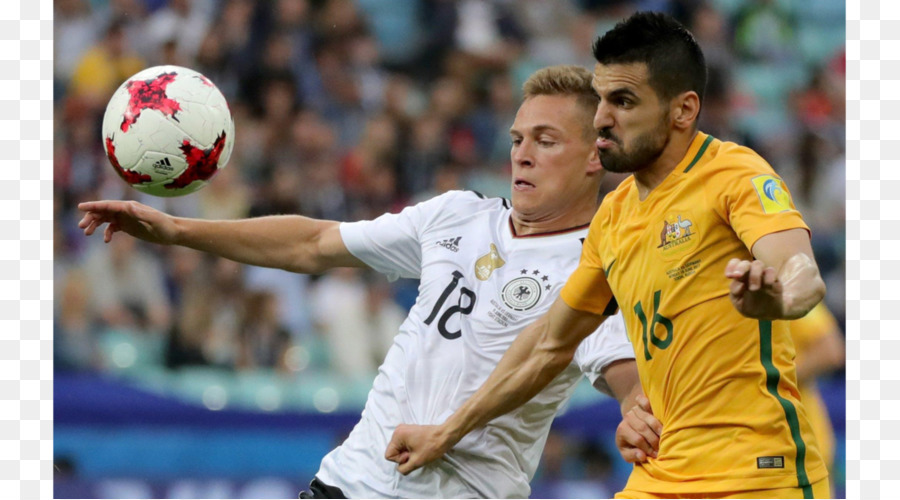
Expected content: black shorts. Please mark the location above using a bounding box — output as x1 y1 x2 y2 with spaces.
299 477 348 499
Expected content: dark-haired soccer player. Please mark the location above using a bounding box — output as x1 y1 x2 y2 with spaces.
387 11 829 499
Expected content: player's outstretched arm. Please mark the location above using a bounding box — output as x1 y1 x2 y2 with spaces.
78 200 365 274
724 227 826 320
385 297 605 475
603 360 661 463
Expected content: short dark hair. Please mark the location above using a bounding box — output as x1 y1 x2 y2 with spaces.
592 11 707 104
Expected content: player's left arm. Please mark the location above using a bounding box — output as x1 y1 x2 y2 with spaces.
725 228 826 320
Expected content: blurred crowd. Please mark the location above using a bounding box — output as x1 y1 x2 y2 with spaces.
53 0 845 492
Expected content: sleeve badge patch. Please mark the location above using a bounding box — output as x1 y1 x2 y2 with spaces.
751 175 794 214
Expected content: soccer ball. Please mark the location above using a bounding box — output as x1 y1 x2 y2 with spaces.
101 65 235 197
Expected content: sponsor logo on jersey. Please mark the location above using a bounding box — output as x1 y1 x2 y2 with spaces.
751 175 794 214
756 456 785 469
474 243 505 280
436 236 462 252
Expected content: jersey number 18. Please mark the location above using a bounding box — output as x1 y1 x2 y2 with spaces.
425 271 476 340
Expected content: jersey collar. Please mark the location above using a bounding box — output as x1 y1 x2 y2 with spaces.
677 131 715 175
507 216 591 238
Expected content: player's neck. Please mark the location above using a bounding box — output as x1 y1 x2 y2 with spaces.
510 200 598 236
633 129 699 201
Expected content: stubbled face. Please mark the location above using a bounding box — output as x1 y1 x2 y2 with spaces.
592 62 671 174
509 94 598 221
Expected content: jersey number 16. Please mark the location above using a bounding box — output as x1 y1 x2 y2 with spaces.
634 289 674 360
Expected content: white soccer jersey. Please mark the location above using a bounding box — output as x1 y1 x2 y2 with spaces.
316 190 634 499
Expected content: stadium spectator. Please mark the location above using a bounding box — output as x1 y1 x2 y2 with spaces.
165 273 216 369
80 234 171 334
55 269 102 371
141 0 214 63
311 268 403 378
237 291 294 373
202 257 247 368
68 20 146 111
196 162 253 222
398 114 451 198
732 0 797 63
54 0 102 86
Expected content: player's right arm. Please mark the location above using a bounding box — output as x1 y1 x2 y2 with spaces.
77 200 364 274
386 297 606 474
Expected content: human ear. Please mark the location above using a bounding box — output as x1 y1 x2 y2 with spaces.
586 143 603 174
672 91 700 130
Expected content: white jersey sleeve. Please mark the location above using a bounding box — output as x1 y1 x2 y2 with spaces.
573 311 635 397
339 193 451 281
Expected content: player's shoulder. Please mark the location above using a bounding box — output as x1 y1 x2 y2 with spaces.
691 134 778 180
444 189 510 206
420 189 510 215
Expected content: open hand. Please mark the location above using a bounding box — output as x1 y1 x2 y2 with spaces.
78 200 177 245
385 424 452 475
615 394 661 463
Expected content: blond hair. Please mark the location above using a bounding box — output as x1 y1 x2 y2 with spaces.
522 65 598 138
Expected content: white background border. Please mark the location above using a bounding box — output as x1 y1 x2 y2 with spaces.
12 0 875 498
9 0 53 499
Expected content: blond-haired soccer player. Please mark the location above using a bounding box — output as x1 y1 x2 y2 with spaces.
386 12 830 499
79 65 659 499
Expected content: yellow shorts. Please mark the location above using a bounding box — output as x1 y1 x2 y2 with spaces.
615 478 831 499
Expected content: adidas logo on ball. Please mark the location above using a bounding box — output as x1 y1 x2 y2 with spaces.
152 157 174 172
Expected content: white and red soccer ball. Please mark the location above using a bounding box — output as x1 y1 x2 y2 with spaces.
101 65 235 197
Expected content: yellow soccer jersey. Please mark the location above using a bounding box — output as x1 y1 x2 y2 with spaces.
561 132 828 494
789 304 840 468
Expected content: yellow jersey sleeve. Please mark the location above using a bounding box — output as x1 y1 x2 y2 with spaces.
712 145 810 252
560 208 617 316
